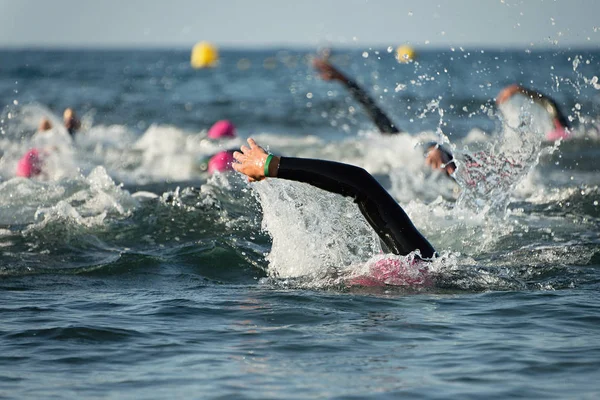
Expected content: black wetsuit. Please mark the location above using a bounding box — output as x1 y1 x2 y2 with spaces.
276 156 437 259
345 79 400 134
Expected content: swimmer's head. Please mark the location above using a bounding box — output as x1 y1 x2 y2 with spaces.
207 120 236 139
63 108 75 120
16 148 43 178
207 150 235 174
63 108 81 135
39 118 53 131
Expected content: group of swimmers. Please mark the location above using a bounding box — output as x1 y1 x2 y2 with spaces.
15 54 573 275
16 108 82 178
312 57 571 177
15 108 239 179
232 57 572 268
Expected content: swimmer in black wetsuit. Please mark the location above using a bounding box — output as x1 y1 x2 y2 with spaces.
232 138 437 259
496 84 571 141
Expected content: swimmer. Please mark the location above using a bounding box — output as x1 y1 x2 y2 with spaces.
496 84 571 141
207 120 236 140
198 120 238 174
197 150 236 175
425 84 571 175
37 108 81 136
38 118 53 131
15 148 44 178
233 138 437 259
63 108 81 137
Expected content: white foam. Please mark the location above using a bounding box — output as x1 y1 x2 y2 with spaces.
0 166 138 228
253 179 382 280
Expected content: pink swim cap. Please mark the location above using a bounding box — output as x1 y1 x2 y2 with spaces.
207 151 235 174
16 148 43 178
348 258 432 287
207 120 236 139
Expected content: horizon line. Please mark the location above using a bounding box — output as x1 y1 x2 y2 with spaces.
1 43 598 52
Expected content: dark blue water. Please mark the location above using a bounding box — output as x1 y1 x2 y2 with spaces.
1 48 600 399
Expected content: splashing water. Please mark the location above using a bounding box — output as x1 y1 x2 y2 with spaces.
452 95 552 215
253 179 382 282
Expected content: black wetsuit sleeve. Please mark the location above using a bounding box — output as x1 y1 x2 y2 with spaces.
344 79 401 134
276 157 436 259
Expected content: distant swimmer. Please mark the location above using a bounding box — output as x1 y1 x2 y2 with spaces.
232 138 437 260
17 108 80 179
496 84 571 141
198 120 238 174
197 150 236 175
38 118 53 131
425 84 571 177
37 108 81 136
15 148 44 178
207 120 236 140
63 108 81 137
16 119 53 178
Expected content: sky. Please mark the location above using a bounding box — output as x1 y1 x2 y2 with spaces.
0 0 599 49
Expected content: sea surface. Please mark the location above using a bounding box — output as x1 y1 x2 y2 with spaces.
1 47 600 399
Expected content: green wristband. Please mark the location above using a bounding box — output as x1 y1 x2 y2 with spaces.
264 154 273 177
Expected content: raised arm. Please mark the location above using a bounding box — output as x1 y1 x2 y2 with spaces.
313 59 400 134
233 138 436 258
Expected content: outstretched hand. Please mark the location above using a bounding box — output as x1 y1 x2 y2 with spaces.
233 138 270 182
313 58 346 82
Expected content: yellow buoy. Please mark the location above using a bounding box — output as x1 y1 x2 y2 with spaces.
396 45 416 63
191 42 219 69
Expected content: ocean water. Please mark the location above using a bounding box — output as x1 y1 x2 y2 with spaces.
1 48 600 399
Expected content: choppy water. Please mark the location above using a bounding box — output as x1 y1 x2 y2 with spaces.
1 48 600 399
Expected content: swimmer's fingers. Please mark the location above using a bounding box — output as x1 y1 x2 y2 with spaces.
239 145 251 155
233 151 245 163
246 138 266 153
247 138 258 148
